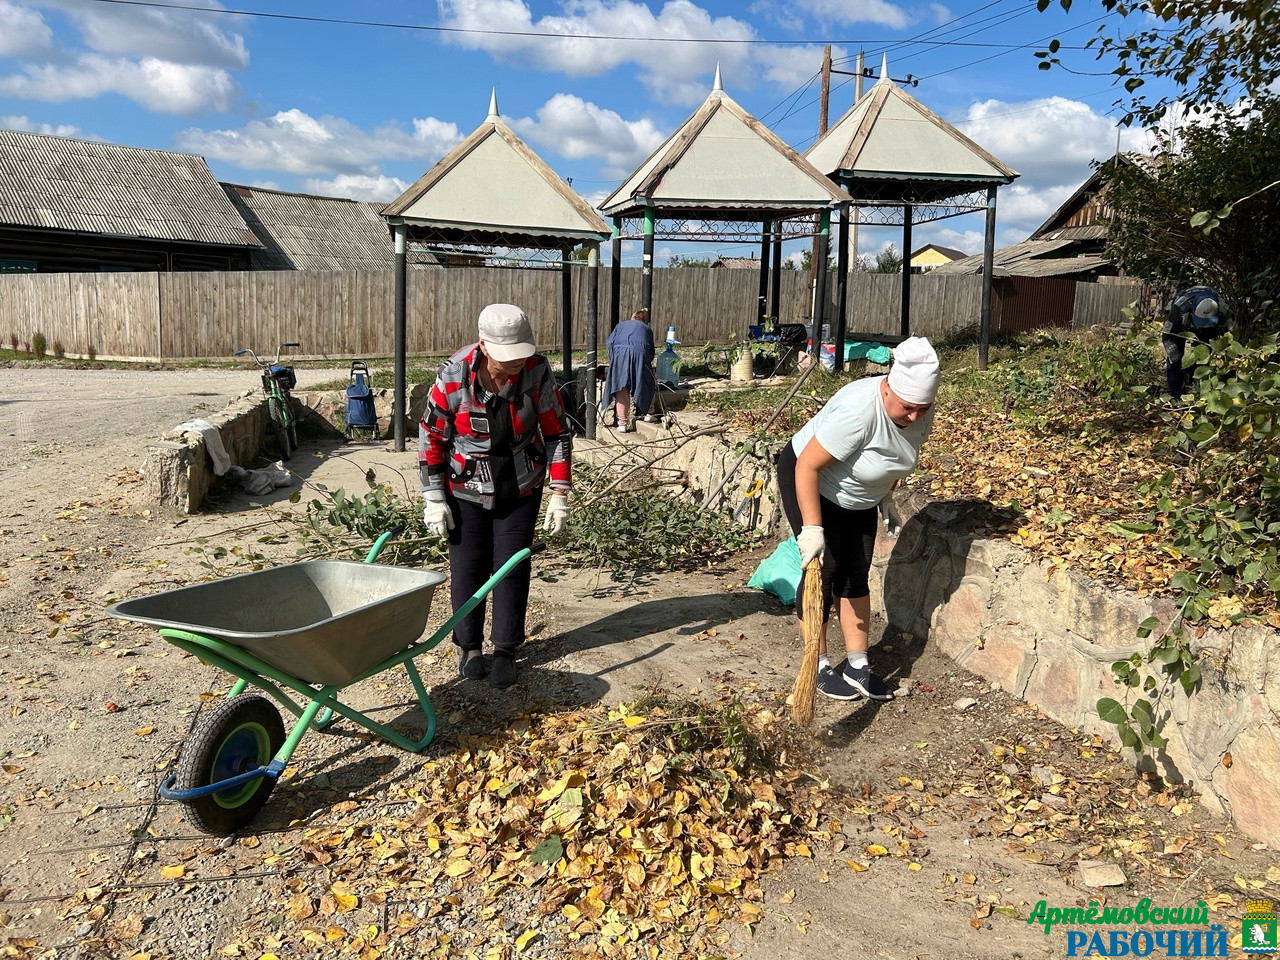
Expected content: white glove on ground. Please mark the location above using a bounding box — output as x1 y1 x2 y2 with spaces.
542 493 570 536
796 524 825 566
880 493 903 538
422 492 454 539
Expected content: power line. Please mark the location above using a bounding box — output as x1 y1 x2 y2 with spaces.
82 0 1070 48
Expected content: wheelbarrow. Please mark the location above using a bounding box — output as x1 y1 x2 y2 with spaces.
106 531 534 834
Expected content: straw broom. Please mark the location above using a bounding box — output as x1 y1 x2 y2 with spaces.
791 557 824 726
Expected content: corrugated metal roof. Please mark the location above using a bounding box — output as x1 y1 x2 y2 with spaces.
0 127 259 247
383 92 609 245
806 58 1017 189
222 183 435 270
930 239 1112 277
599 70 847 219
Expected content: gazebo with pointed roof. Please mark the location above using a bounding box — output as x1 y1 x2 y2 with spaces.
381 91 611 447
805 56 1019 368
599 66 848 334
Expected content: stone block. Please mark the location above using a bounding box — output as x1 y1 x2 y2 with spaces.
966 621 1034 697
930 575 990 664
143 441 194 514
1024 639 1093 727
1214 712 1280 848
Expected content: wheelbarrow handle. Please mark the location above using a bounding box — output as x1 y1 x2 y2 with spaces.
364 525 408 563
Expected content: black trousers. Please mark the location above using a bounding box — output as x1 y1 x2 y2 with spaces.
775 443 878 624
446 492 540 656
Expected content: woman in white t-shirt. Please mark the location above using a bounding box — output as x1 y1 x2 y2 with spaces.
775 336 939 701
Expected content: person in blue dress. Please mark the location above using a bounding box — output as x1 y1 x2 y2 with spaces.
605 308 656 432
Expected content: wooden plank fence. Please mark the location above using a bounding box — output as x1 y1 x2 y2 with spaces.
0 267 1143 360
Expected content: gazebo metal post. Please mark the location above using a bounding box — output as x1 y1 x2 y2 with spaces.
392 224 407 452
812 210 831 356
641 208 655 316
833 203 850 372
757 219 771 327
586 245 599 439
900 204 913 338
609 217 622 332
770 223 782 321
560 247 573 379
980 185 997 371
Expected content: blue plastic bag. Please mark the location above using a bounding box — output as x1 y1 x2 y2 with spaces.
748 536 802 606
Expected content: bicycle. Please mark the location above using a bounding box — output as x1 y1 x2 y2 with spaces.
234 342 300 461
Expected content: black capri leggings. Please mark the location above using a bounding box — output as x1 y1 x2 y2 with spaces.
775 442 878 624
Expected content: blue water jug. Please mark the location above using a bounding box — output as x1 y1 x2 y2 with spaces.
657 344 680 389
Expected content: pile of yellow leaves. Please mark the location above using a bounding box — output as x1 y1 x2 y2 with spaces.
230 699 831 960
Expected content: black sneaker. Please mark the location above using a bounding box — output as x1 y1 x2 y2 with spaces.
817 667 863 701
458 648 486 680
842 664 894 700
490 655 517 689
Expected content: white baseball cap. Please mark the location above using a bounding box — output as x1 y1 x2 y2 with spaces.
478 303 535 362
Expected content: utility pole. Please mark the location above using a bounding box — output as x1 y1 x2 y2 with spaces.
819 45 831 136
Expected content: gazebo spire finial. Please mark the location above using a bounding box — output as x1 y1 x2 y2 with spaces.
713 62 723 93
878 54 890 84
487 88 499 120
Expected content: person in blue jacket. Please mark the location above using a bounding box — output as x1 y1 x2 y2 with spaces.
1162 285 1230 397
605 308 656 432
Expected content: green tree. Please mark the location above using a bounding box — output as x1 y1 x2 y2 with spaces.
870 246 904 274
666 254 716 268
1036 0 1280 127
1101 101 1280 338
782 248 836 273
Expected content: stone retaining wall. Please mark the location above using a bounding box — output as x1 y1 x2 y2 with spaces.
871 498 1280 848
143 390 343 513
142 389 266 514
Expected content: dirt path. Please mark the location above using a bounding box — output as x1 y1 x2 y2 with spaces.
0 366 1270 959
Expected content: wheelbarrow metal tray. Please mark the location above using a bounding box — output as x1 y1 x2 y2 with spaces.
107 561 447 686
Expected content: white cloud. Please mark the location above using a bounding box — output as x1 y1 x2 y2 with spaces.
0 113 83 137
510 94 666 179
792 0 908 29
179 109 463 177
0 2 56 58
0 55 238 114
436 0 759 104
751 44 847 96
956 96 1149 189
302 173 408 203
32 0 248 68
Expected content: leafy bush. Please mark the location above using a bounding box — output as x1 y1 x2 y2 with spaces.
31 331 46 357
87 343 97 362
295 470 446 567
557 471 760 572
8 333 16 351
52 340 65 359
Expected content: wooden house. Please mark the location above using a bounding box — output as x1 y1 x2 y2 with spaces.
0 128 260 273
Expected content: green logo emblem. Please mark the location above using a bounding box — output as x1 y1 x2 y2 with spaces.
1245 899 1278 954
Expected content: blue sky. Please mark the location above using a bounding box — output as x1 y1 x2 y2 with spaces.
0 0 1170 264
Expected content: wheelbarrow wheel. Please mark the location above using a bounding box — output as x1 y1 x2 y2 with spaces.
174 694 285 835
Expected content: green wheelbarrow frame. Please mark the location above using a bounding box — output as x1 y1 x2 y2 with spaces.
111 530 535 823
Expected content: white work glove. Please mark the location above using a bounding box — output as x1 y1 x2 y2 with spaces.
796 524 825 566
880 493 903 538
542 493 570 536
422 491 454 539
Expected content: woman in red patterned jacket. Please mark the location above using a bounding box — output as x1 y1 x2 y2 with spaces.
419 303 572 689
